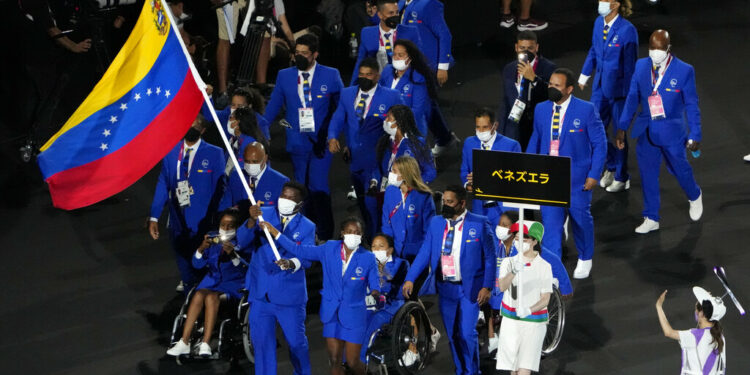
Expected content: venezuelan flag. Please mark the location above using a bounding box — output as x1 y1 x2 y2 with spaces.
37 0 204 210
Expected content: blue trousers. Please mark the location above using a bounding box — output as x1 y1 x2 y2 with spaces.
541 192 594 261
437 282 481 375
291 150 334 239
350 168 379 239
249 298 311 375
636 133 701 222
592 92 629 182
426 98 452 146
169 231 203 293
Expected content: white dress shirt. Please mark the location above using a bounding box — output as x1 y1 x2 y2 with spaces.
481 132 498 150
354 85 378 117
549 95 572 145
579 14 619 86
379 25 396 55
297 62 317 107
279 212 302 272
442 210 467 281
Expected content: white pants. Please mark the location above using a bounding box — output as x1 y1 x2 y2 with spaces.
496 318 546 372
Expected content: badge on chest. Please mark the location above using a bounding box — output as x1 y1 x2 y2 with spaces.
298 107 315 132
648 93 666 120
176 180 193 207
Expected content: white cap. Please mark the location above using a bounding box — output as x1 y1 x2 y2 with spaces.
693 287 726 321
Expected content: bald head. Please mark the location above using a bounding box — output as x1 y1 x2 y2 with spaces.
243 142 267 165
649 29 670 51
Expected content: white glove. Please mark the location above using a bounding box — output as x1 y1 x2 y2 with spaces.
516 306 532 319
365 295 377 311
511 255 525 274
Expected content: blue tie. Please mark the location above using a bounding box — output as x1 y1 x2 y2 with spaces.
301 72 311 108
383 32 393 62
442 218 462 255
603 24 610 42
355 92 370 119
180 148 192 181
552 105 561 141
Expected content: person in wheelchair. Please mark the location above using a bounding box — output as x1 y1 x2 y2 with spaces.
360 233 411 364
167 208 247 357
496 221 552 374
260 217 382 375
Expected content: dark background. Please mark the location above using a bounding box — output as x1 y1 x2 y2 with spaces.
1 0 749 373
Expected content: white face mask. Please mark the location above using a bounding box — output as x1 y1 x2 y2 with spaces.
343 234 362 250
383 120 398 136
244 162 262 177
514 239 531 253
219 228 236 241
598 1 612 16
392 59 408 71
277 197 298 216
373 250 388 263
387 172 402 187
649 49 669 66
495 226 511 241
228 108 237 136
476 130 493 142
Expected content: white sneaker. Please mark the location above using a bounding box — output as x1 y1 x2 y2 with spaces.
401 350 420 366
743 154 750 162
573 259 592 279
606 179 630 193
431 133 460 157
689 192 703 221
346 186 357 201
166 339 191 356
635 217 659 234
429 327 441 353
198 342 212 357
487 336 499 354
477 310 486 325
599 170 614 188
563 216 569 241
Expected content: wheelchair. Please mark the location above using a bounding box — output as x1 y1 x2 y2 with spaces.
364 301 435 375
477 284 566 358
168 286 255 364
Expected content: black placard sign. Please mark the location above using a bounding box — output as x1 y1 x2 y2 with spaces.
472 150 571 207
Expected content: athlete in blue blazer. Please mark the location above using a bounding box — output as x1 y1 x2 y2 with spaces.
220 142 289 215
527 69 607 279
402 186 495 375
579 4 638 192
264 34 344 240
150 121 226 292
328 58 403 238
380 183 435 260
616 30 703 233
462 108 522 218
398 0 453 71
237 182 315 375
380 64 429 135
262 217 381 374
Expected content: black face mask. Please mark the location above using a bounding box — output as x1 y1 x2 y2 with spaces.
441 203 459 219
295 54 311 71
357 77 375 91
184 127 201 142
547 87 563 103
384 15 400 29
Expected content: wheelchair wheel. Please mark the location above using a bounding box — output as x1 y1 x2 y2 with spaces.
542 285 565 355
390 301 431 374
241 308 255 364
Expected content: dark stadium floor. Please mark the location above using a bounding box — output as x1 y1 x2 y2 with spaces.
1 0 749 374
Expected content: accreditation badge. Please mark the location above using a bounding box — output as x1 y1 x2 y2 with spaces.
298 107 315 132
441 254 457 281
549 140 560 157
648 93 666 120
507 99 526 123
176 180 191 207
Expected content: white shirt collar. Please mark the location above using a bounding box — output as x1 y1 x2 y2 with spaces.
298 61 317 77
379 24 395 36
249 163 267 181
183 138 201 151
447 209 468 224
359 84 378 97
604 14 619 28
280 212 297 225
483 132 498 148
552 94 572 113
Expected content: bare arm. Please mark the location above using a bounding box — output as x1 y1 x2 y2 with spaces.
655 290 680 340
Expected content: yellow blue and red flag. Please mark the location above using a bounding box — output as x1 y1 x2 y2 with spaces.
37 0 204 210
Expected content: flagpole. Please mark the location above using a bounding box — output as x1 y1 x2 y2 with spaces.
161 0 282 261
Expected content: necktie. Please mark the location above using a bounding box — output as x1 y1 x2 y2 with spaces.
281 216 288 231
482 143 489 150
301 72 311 108
383 32 393 61
443 218 462 255
250 176 257 190
180 148 192 180
355 92 370 119
552 105 561 141
653 66 660 86
603 24 610 42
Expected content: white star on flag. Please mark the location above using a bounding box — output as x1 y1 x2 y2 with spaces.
109 115 118 124
147 88 152 96
120 103 128 111
134 93 141 101
100 143 109 151
102 129 111 137
164 90 171 98
156 87 161 95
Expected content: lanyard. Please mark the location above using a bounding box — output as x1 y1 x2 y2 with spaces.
177 143 191 180
651 54 673 94
388 189 410 219
387 137 403 171
341 243 355 276
441 218 464 254
379 29 397 47
297 73 313 107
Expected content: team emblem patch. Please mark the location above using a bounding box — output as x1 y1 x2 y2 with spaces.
573 119 581 128
201 159 209 168
321 85 328 92
355 267 363 276
469 228 477 238
670 78 678 87
264 191 272 200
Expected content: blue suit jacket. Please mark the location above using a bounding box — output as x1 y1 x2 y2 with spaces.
381 186 435 258
264 64 344 155
372 136 436 185
380 257 409 315
406 212 496 299
193 241 247 299
398 0 454 69
460 134 522 186
527 97 607 205
351 24 422 85
277 237 381 329
220 166 289 212
150 140 225 236
581 15 638 99
328 85 404 172
618 56 702 145
237 207 315 305
498 56 557 141
379 66 429 134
